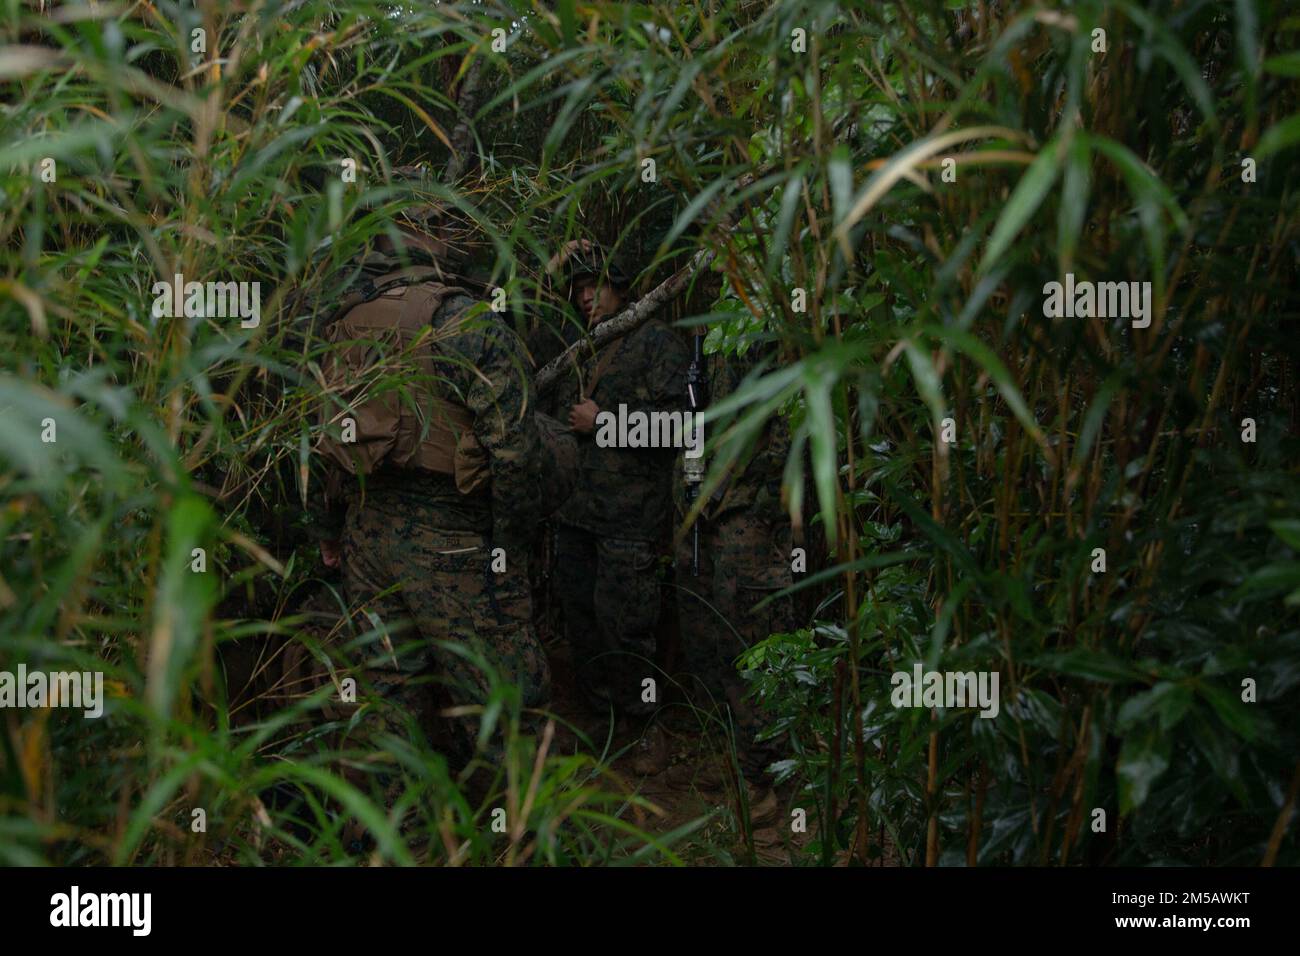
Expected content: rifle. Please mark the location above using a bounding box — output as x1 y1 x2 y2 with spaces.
683 330 708 576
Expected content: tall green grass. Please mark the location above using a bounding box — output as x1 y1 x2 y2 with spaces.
2 0 1298 865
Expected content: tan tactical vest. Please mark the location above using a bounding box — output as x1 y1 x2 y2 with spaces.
317 267 489 493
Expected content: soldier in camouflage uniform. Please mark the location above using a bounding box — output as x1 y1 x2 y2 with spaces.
674 345 795 796
309 196 565 784
547 242 690 762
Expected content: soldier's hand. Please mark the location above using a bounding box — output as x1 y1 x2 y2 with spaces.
569 399 600 434
320 538 342 569
546 238 595 275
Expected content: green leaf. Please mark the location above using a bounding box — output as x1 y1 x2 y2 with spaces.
1118 1 1220 128
557 0 577 47
925 325 1043 444
828 145 854 225
1240 561 1300 596
1057 135 1092 269
1117 682 1192 733
753 550 914 610
1196 680 1262 742
0 376 127 492
1087 133 1188 301
1257 113 1300 158
1233 0 1260 122
802 371 839 549
1262 52 1300 77
1086 134 1189 233
882 477 979 578
767 171 806 275
1070 374 1123 475
1269 520 1300 551
146 495 219 720
1117 727 1171 814
976 135 1062 274
1033 648 1143 684
661 177 729 251
903 340 945 426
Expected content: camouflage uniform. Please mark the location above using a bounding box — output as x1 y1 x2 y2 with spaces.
309 251 551 768
674 348 795 778
551 315 690 717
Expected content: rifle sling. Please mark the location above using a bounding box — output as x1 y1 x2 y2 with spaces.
581 332 627 402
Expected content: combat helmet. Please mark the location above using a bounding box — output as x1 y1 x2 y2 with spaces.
560 241 635 296
383 165 485 282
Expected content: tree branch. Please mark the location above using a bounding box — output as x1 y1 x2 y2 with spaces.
534 245 719 395
534 171 762 394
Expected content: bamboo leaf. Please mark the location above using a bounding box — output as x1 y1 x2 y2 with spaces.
976 135 1062 275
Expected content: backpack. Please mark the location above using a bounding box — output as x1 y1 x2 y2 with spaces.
317 266 489 493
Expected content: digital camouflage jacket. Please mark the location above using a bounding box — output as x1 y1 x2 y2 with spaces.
551 315 690 543
309 251 543 544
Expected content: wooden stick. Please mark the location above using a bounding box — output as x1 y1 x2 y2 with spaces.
533 170 762 395
534 244 718 395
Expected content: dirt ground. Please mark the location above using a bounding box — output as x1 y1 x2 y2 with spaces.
542 633 815 865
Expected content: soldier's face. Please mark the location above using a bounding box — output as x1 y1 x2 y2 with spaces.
575 280 624 325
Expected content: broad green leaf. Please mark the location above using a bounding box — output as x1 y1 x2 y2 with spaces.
1117 727 1171 814
1257 113 1300 158
1269 520 1300 551
1117 681 1192 733
1262 52 1300 77
1033 648 1143 684
1197 680 1263 742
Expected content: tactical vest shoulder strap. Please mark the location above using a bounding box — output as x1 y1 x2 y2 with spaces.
319 273 480 483
327 266 456 326
582 333 628 401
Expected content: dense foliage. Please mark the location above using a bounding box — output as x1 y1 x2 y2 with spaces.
2 0 1297 865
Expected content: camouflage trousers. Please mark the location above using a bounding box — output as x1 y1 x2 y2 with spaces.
553 524 662 719
341 491 550 769
675 507 794 779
